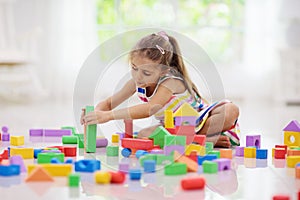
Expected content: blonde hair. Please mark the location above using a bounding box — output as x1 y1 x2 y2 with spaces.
129 32 203 101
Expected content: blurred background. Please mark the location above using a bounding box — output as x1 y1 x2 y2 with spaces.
0 0 299 140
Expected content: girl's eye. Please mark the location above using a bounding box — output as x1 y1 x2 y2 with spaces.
132 66 138 71
143 71 151 76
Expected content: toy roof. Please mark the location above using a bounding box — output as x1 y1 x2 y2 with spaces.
283 120 300 132
173 103 199 117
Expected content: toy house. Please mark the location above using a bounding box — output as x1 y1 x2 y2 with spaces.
283 120 300 147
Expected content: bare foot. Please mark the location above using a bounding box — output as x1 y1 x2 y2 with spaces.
214 135 231 148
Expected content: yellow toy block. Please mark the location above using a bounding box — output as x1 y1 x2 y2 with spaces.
220 149 233 159
272 148 275 157
111 134 119 143
244 147 256 158
94 171 111 184
173 103 199 117
28 164 72 176
10 136 25 146
185 144 203 156
10 148 34 159
286 156 300 168
284 131 300 147
164 110 174 128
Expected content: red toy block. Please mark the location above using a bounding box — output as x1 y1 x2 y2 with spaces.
175 126 195 144
0 150 9 159
64 146 77 157
193 135 206 146
274 148 286 159
166 128 176 135
121 138 153 150
0 155 2 163
186 151 198 163
124 119 133 138
181 176 205 190
109 171 125 184
275 145 287 154
0 132 2 141
272 195 290 200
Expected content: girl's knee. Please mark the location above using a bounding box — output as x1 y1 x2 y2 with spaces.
225 103 239 126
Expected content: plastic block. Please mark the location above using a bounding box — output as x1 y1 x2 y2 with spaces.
174 151 198 172
173 102 199 117
244 147 256 158
75 159 101 172
64 146 77 157
286 156 300 168
124 119 133 138
29 129 44 136
246 135 261 148
37 153 65 164
181 176 206 190
208 150 220 159
296 166 300 179
143 160 156 173
175 126 195 144
25 166 54 182
121 148 132 157
284 131 300 147
187 151 198 163
275 145 288 153
2 132 10 141
274 148 286 159
51 157 62 164
9 155 26 172
185 144 202 156
272 195 290 200
256 149 268 159
203 161 218 174
235 146 244 157
205 142 214 153
135 150 148 159
287 149 300 156
27 164 72 176
109 171 125 184
119 162 129 173
85 106 97 153
164 145 185 156
0 165 20 176
68 173 80 187
96 137 108 148
94 171 111 184
175 116 197 126
44 129 72 137
139 154 157 167
62 136 78 144
193 135 206 146
0 149 9 159
10 148 34 159
156 154 173 165
129 169 142 180
111 134 119 143
164 135 176 146
121 138 153 150
164 163 187 175
65 158 73 164
76 134 84 148
164 109 174 128
220 149 233 159
214 158 231 171
149 126 171 148
10 136 25 146
106 146 119 156
34 149 42 159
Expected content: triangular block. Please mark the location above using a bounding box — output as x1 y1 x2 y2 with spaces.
173 150 198 172
25 166 54 182
174 103 199 117
283 120 300 132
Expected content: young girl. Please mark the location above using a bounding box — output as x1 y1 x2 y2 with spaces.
81 31 240 147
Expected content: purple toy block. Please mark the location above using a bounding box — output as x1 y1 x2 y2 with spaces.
96 137 108 147
44 129 72 137
2 133 10 141
2 126 8 133
116 132 125 140
119 162 129 173
283 120 300 132
9 155 26 172
150 149 164 154
246 135 261 148
30 136 43 143
235 146 244 156
164 145 185 156
29 129 44 136
175 116 197 126
214 158 231 171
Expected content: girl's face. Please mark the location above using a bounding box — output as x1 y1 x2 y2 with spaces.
130 56 168 88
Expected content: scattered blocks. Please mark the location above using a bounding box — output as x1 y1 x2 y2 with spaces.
174 151 198 172
68 173 80 187
106 146 119 156
129 169 142 180
10 135 25 146
121 138 153 150
75 159 101 173
203 161 218 174
94 171 111 184
181 176 206 190
149 126 171 148
198 154 218 165
25 166 54 182
246 135 261 148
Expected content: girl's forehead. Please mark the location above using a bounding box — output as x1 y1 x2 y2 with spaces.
131 56 161 70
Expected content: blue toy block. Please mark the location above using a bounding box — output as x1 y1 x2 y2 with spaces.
75 159 101 173
198 154 218 165
65 158 74 164
34 149 42 159
0 165 20 176
121 148 132 157
51 157 62 164
143 160 156 173
135 150 148 159
256 149 268 159
129 169 142 180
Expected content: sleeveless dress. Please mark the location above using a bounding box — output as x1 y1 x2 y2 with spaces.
136 72 240 146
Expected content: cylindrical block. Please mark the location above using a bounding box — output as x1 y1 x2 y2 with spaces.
96 137 108 147
2 133 10 141
109 171 125 183
181 176 206 190
29 129 44 136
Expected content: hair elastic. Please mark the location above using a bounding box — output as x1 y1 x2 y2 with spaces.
156 31 169 41
155 45 165 54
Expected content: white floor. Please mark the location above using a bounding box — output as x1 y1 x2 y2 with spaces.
0 97 300 200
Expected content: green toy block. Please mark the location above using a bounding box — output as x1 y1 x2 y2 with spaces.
208 150 220 158
61 126 77 135
165 135 176 146
175 135 186 146
205 142 214 153
139 154 157 167
76 134 84 148
106 146 119 156
203 160 218 174
68 173 80 187
149 126 171 148
156 154 174 165
164 162 187 175
37 153 65 164
62 136 78 144
85 106 97 153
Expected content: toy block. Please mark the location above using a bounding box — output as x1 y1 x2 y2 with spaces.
45 146 64 153
143 160 156 173
94 171 111 184
29 129 44 136
164 135 186 147
9 155 26 172
274 148 286 159
202 160 218 174
139 154 157 167
124 119 133 138
0 132 1 140
175 126 195 144
214 158 231 171
175 116 197 126
246 135 261 148
205 142 214 153
164 162 187 175
109 171 125 183
135 150 148 159
164 145 185 156
0 149 9 159
75 159 101 172
286 156 300 168
44 129 72 137
64 146 77 157
287 149 300 156
174 151 198 172
96 137 108 147
37 153 64 164
187 151 198 163
28 164 72 176
149 126 171 148
68 173 80 187
164 109 174 128
61 126 77 135
185 144 203 156
244 147 256 158
256 149 268 159
84 106 97 153
10 136 24 146
166 127 177 135
193 135 206 146
112 134 119 143
284 131 300 147
77 134 84 148
129 169 142 180
208 150 220 159
10 148 34 159
156 154 173 165
1 126 10 141
62 136 78 144
235 146 244 157
0 165 20 176
181 176 206 190
198 154 218 165
119 162 129 173
121 148 132 157
220 149 233 159
150 149 164 154
283 120 300 131
25 166 54 182
51 157 62 164
106 146 119 156
296 166 300 179
275 144 288 153
272 195 290 200
173 102 199 117
121 138 153 150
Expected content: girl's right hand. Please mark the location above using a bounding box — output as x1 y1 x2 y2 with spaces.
80 108 86 125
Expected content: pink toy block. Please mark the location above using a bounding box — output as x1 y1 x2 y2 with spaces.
175 116 197 126
283 120 300 132
44 129 72 137
29 129 44 136
246 135 261 148
96 137 108 147
214 158 231 171
121 138 153 150
235 146 244 157
164 145 185 156
124 119 133 138
193 135 206 146
175 126 195 144
9 155 26 172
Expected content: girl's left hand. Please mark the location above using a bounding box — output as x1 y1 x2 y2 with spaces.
83 110 111 125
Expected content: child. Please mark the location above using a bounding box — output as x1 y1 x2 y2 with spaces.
81 31 240 147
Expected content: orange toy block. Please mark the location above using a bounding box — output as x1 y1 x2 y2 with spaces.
287 149 300 156
174 151 198 172
296 167 300 179
25 166 54 182
220 149 233 159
